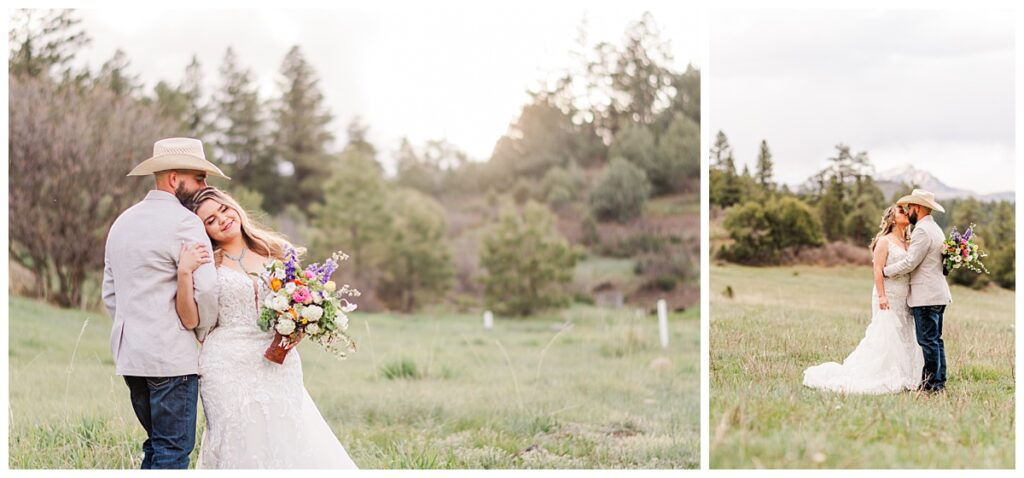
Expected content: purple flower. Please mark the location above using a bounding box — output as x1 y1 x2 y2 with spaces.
963 228 973 241
321 258 338 284
284 246 299 280
305 263 320 280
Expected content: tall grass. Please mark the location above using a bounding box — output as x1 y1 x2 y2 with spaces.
9 297 698 469
710 265 1014 469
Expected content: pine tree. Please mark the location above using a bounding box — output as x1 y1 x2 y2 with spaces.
377 189 454 312
480 202 581 316
273 46 334 212
818 177 846 241
310 149 392 284
9 9 90 80
755 139 774 191
214 47 281 209
710 130 742 208
180 55 211 138
97 49 141 96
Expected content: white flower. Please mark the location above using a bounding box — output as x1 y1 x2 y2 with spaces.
270 296 290 312
341 300 358 313
311 291 323 304
337 313 349 329
302 305 324 322
305 323 320 335
275 319 296 335
284 282 297 294
953 255 962 263
273 268 286 280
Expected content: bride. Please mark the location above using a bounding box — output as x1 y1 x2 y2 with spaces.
175 186 358 468
803 204 924 394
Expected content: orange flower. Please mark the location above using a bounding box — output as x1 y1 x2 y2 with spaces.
270 278 283 291
288 308 298 320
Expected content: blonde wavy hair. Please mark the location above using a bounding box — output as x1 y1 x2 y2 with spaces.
185 187 303 265
869 204 909 252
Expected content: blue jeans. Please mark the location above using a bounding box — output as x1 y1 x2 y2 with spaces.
124 375 199 469
911 305 947 390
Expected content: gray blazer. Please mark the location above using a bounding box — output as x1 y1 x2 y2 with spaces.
883 215 953 308
102 190 218 377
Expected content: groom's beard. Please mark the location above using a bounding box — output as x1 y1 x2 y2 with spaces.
908 212 919 225
174 183 194 206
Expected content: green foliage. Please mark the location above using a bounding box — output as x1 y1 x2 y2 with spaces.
380 358 422 380
376 189 455 312
480 202 581 316
213 47 281 209
608 12 675 126
9 9 90 79
394 138 471 197
310 149 392 281
272 45 335 213
843 192 883 246
654 113 701 194
709 131 742 208
152 55 212 138
539 160 586 208
817 178 846 241
610 122 656 178
489 101 580 182
588 158 652 223
257 307 276 332
754 139 773 191
985 201 1015 289
97 50 142 97
605 233 667 258
720 197 824 264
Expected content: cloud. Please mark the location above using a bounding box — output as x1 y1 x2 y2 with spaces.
710 9 1015 194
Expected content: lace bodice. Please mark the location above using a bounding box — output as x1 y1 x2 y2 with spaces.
211 266 272 331
874 238 910 309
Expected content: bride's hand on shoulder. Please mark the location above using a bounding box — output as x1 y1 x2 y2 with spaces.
179 241 212 275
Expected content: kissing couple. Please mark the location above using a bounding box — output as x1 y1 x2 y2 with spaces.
804 189 952 395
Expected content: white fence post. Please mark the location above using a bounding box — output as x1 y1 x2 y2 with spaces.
657 299 669 349
484 310 494 330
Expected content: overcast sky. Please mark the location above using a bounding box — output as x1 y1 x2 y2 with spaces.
71 4 701 171
710 9 1015 194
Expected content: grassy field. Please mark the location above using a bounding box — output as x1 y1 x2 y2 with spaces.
8 296 698 469
710 265 1015 469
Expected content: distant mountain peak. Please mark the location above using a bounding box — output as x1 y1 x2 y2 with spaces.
875 164 1013 203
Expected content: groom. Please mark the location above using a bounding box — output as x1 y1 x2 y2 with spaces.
882 189 953 393
102 138 230 468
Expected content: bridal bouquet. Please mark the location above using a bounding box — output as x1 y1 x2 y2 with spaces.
254 247 359 363
941 224 989 275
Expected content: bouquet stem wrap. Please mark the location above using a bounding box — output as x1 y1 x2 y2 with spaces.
264 332 299 364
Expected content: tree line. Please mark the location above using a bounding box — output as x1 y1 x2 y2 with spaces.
9 9 700 313
710 130 1014 290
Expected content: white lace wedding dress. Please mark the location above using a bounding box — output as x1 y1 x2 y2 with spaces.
802 239 924 394
196 265 358 469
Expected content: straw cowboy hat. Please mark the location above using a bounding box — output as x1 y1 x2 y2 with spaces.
896 188 945 213
127 137 230 179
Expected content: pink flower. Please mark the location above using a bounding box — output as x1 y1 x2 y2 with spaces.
305 270 315 279
293 288 312 304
